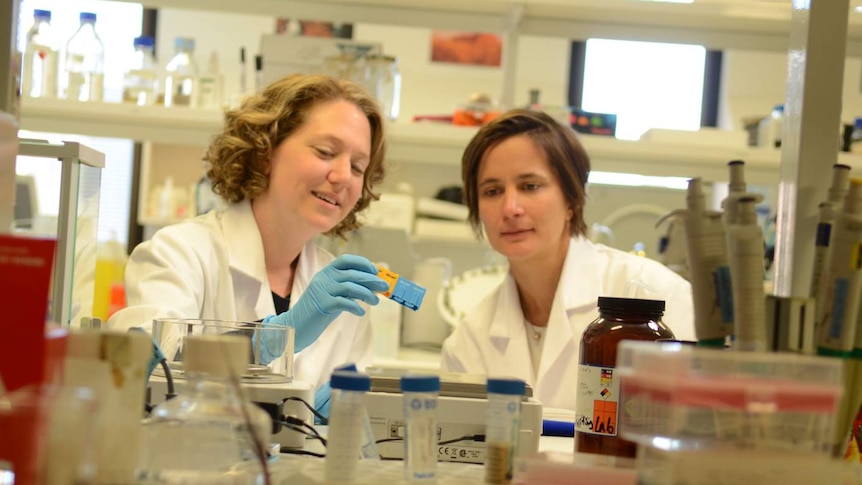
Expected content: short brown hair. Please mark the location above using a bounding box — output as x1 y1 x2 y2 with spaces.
205 74 386 238
461 109 590 237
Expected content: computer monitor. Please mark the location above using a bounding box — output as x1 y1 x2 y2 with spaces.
14 174 38 229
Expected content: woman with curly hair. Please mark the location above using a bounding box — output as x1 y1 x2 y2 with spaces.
110 74 390 412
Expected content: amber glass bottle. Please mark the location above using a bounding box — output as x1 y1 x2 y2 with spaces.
575 297 675 458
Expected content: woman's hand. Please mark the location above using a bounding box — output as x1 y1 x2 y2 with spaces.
258 254 389 363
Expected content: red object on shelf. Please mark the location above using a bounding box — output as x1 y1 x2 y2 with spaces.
0 234 59 393
108 283 126 318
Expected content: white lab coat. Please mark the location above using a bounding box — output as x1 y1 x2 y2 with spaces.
441 236 695 410
108 200 373 390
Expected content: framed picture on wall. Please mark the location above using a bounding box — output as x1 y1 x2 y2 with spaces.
275 18 354 39
430 30 502 67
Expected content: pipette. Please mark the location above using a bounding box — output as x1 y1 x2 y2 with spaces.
727 196 767 351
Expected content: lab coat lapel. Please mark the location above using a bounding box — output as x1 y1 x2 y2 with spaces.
220 201 273 317
537 238 602 390
488 274 534 386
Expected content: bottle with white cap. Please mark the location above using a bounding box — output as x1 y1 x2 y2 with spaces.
139 334 271 481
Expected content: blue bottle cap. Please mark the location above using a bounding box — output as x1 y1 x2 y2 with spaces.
330 370 371 392
33 9 51 20
401 375 440 393
80 12 97 22
487 377 525 396
854 117 862 130
334 362 358 372
134 36 154 48
773 104 784 113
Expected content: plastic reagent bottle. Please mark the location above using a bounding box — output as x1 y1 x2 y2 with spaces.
484 377 525 484
21 9 59 99
326 370 372 483
122 36 158 106
576 297 674 458
139 334 271 482
401 375 440 481
64 12 104 102
163 37 198 107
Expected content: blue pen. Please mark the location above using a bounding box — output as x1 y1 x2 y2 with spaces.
542 419 575 437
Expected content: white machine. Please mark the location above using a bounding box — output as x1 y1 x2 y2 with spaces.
364 368 543 464
148 374 314 449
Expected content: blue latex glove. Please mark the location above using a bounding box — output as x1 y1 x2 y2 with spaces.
314 381 332 424
129 327 166 384
258 254 389 364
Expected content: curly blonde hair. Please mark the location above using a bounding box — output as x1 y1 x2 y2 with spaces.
205 74 386 238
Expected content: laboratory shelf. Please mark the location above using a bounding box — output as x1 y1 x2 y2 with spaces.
104 0 862 54
24 96 862 186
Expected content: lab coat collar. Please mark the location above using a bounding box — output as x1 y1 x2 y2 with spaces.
560 236 603 311
221 200 268 284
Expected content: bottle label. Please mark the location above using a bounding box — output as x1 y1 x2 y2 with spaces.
575 364 619 437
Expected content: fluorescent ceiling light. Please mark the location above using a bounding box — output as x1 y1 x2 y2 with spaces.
588 171 689 190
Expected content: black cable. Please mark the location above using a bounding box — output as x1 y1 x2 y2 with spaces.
159 358 175 397
279 420 327 446
438 434 485 445
281 396 328 425
280 448 325 458
280 417 327 447
375 437 403 444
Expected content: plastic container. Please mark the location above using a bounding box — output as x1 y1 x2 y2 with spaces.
151 318 295 383
575 297 675 458
325 370 372 482
21 9 59 99
401 375 440 481
197 50 223 109
63 12 104 102
122 36 158 106
163 37 198 107
139 334 271 483
616 340 844 456
484 377 526 484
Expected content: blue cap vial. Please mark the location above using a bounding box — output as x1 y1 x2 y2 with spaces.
401 375 440 393
331 370 371 392
487 377 526 396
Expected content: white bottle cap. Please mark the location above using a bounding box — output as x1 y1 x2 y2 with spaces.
184 334 249 378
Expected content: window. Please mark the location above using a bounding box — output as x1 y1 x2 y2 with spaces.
17 0 143 246
581 38 707 141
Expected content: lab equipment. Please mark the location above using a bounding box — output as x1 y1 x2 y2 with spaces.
402 258 449 347
726 196 767 352
617 340 843 455
21 9 59 99
198 50 223 108
63 12 104 102
484 377 526 484
401 375 440 481
122 35 158 105
816 178 862 357
681 177 733 346
140 334 271 483
576 297 674 458
325 370 372 483
363 368 543 464
261 254 388 357
163 36 198 107
810 164 851 318
376 263 427 311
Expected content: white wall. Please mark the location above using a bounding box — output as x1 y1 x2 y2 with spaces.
719 48 862 131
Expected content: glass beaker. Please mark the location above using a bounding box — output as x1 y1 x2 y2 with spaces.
151 318 295 383
366 54 401 121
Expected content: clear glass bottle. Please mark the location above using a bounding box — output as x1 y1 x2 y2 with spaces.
401 375 440 481
138 334 271 483
197 50 223 109
484 377 525 484
325 370 371 483
63 12 104 102
21 9 59 99
575 297 675 458
366 54 401 121
122 36 158 106
163 37 198 107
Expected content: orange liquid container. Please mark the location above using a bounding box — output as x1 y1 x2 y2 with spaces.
575 297 674 458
